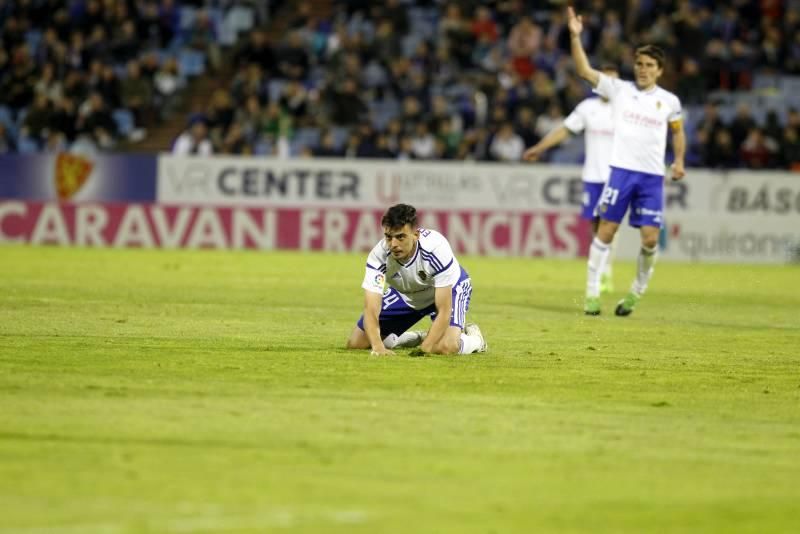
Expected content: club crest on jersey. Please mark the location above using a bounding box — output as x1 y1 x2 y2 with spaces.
418 271 427 280
656 101 662 109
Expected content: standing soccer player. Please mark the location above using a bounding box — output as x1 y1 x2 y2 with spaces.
345 203 488 355
567 6 686 316
522 64 619 293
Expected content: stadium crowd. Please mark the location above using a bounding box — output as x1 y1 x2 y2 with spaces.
2 0 800 170
0 0 267 153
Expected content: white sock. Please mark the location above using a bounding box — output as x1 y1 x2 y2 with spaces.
382 333 399 349
395 331 424 348
603 237 615 279
631 245 658 296
459 333 482 354
586 237 611 298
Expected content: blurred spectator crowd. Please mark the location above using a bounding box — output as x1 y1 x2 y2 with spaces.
182 0 800 170
0 0 266 154
3 0 800 171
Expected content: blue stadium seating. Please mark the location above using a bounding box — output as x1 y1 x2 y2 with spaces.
112 109 135 138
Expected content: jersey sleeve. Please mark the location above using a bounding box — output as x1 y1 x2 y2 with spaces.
594 72 621 101
429 239 461 288
361 242 387 295
563 104 586 134
667 94 683 124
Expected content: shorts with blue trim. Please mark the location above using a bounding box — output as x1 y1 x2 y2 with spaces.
356 272 472 337
595 166 664 228
582 182 605 221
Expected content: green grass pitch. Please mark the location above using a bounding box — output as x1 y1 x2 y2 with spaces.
1 245 799 533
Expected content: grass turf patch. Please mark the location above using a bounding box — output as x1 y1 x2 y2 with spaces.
1 246 799 533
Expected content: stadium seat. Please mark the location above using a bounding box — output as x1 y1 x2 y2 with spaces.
267 79 287 103
17 136 39 154
25 30 42 55
112 109 135 138
330 127 350 149
294 127 321 147
178 49 206 77
0 106 14 129
226 5 255 35
253 138 273 155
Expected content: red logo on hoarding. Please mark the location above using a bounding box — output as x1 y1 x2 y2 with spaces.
54 153 93 200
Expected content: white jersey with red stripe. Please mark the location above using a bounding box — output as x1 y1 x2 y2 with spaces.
361 228 465 310
594 72 682 176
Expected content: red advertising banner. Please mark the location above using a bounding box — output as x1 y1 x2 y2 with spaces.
0 201 591 257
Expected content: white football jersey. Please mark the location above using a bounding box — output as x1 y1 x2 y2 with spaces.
362 228 463 309
562 97 614 184
595 72 682 176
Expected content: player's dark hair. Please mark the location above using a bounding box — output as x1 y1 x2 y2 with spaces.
635 45 665 68
382 204 418 229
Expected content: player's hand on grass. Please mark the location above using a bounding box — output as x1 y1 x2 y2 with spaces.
370 347 395 356
567 6 583 36
670 161 686 181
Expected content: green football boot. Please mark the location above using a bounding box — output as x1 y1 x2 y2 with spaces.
584 296 601 316
614 292 640 317
600 273 614 294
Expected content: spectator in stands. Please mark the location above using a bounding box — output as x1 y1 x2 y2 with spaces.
236 95 264 143
111 21 139 65
740 127 779 169
534 102 564 141
20 93 51 146
34 62 63 102
220 122 249 155
489 121 525 162
313 129 343 157
276 31 309 80
2 45 37 113
187 9 221 73
153 56 182 120
507 15 541 79
372 19 401 68
279 80 309 125
471 6 499 44
676 57 706 105
172 117 212 156
514 106 540 148
76 91 117 149
782 126 800 170
157 0 180 47
410 121 436 159
121 60 152 127
438 3 472 68
730 103 758 150
326 78 367 126
702 128 738 169
50 95 77 143
206 88 235 144
234 29 275 76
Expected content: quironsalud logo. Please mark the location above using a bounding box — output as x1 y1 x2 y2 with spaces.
54 153 93 200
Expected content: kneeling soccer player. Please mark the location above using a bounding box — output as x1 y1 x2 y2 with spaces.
345 203 487 355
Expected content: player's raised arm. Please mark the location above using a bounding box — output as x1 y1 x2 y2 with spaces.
567 6 600 87
670 120 686 180
523 126 571 161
